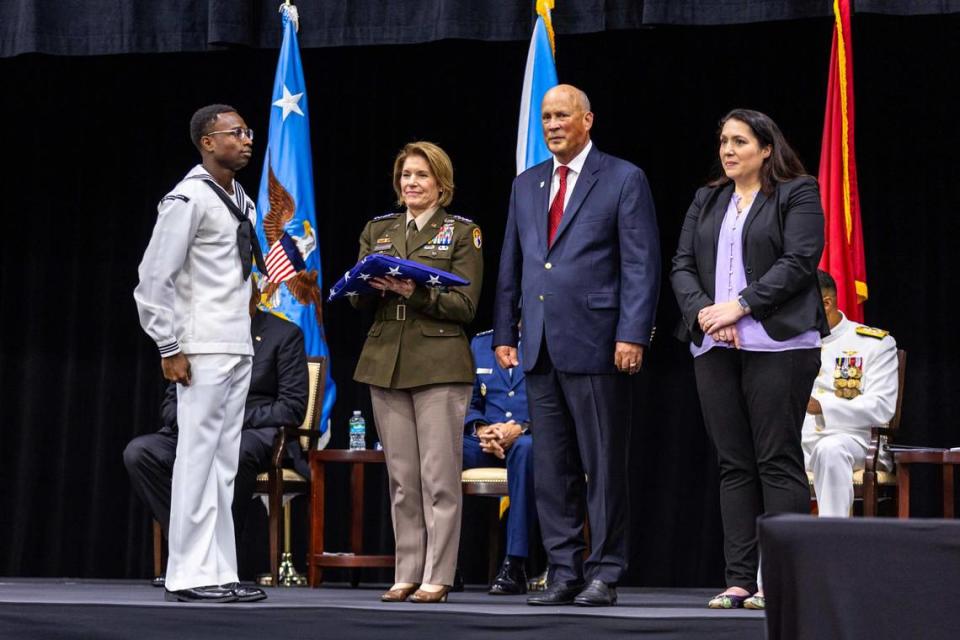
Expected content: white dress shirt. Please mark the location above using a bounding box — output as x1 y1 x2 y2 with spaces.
549 140 593 211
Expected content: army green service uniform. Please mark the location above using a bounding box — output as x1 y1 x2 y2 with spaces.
352 207 483 586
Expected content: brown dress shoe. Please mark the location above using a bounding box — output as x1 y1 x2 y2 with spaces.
408 585 450 603
381 585 419 602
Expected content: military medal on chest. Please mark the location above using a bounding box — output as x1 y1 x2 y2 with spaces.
833 352 863 399
427 220 455 251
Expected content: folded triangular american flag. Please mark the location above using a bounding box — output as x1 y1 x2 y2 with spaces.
328 254 470 302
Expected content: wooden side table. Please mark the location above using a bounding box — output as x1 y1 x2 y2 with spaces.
308 449 394 587
894 448 957 518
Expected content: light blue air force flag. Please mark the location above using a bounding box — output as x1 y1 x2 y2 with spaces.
516 11 558 174
256 4 335 448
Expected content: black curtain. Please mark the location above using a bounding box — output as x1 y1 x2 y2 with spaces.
2 0 958 57
0 12 958 584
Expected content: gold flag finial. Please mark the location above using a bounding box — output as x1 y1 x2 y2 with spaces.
536 0 556 57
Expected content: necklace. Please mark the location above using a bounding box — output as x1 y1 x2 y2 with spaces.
733 190 757 215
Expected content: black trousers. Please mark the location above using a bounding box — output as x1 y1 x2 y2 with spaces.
525 346 631 585
693 347 820 592
123 427 299 542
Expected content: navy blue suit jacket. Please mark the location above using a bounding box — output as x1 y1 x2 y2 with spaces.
464 331 529 430
493 146 661 374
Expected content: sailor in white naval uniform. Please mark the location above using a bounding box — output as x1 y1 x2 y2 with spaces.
803 270 898 517
134 104 266 603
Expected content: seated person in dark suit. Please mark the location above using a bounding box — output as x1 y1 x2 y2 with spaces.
463 329 535 595
124 284 308 584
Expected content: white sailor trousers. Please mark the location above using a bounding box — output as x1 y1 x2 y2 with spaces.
165 353 252 591
804 433 867 518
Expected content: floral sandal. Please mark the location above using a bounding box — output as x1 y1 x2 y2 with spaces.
707 592 749 609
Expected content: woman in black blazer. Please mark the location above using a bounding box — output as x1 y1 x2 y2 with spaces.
671 109 829 610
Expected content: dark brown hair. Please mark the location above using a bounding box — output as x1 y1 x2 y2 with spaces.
708 108 808 194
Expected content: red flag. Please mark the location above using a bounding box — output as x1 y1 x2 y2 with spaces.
818 0 867 322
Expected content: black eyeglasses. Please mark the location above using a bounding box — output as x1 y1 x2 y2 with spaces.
205 127 254 141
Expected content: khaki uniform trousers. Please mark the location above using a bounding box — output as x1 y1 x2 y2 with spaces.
370 383 471 586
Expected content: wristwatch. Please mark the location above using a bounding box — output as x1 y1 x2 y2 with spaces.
737 296 751 314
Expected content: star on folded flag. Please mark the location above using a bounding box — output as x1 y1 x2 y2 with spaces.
327 254 470 302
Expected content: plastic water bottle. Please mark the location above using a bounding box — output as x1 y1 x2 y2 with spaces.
348 411 366 450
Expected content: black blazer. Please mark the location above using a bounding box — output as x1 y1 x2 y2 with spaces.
670 176 829 346
159 310 309 430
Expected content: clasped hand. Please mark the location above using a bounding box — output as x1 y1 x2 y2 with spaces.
698 301 747 348
478 423 522 459
371 275 415 298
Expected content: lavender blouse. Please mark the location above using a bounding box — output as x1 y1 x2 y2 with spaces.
691 192 821 358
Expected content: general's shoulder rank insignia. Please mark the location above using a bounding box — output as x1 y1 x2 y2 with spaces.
371 212 400 221
856 326 889 340
447 214 474 224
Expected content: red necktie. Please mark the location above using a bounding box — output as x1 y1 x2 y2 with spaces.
547 165 569 247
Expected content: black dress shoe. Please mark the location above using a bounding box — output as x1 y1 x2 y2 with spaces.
223 582 267 603
526 580 584 606
164 586 238 603
574 579 617 606
151 575 165 588
489 558 528 595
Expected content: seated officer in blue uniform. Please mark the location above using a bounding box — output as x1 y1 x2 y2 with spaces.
463 329 536 595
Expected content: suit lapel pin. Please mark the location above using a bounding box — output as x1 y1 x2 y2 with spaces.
255 336 262 341
540 181 545 188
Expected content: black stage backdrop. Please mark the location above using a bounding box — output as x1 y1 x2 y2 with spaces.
0 13 958 584
2 0 958 56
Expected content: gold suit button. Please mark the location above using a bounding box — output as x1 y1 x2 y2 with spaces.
545 262 552 269
538 295 544 301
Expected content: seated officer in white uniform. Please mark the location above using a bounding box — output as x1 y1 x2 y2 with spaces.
463 329 536 595
803 270 898 517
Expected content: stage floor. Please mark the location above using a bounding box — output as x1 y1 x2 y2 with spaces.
0 579 765 639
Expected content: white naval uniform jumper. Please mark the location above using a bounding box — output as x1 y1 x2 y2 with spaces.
802 313 898 517
134 165 256 590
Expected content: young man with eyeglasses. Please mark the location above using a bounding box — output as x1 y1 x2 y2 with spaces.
134 104 267 603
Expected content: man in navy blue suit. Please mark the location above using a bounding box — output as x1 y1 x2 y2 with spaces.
493 84 660 606
463 329 535 595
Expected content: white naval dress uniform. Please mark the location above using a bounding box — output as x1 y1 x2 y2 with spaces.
802 312 898 517
134 165 256 591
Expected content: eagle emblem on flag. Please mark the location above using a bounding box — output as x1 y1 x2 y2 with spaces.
261 165 323 324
